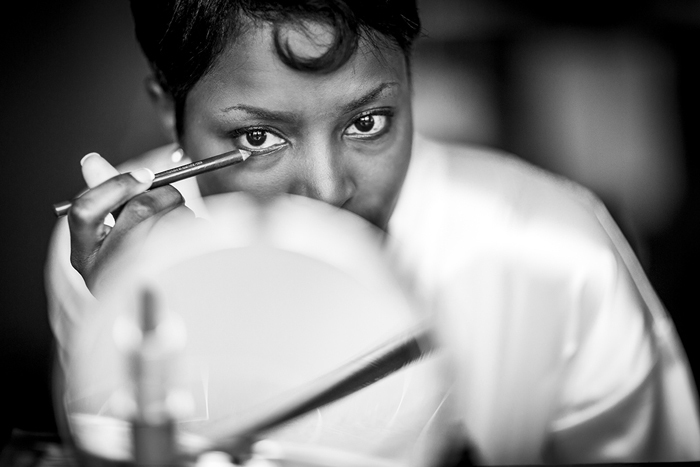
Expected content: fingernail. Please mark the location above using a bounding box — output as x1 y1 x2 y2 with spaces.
171 147 184 163
80 152 100 166
130 167 155 184
104 213 115 228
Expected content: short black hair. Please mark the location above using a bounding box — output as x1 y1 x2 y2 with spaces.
129 0 422 134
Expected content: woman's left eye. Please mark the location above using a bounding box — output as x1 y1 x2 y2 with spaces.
233 129 287 152
344 113 390 139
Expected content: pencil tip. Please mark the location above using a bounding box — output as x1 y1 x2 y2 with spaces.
240 149 252 160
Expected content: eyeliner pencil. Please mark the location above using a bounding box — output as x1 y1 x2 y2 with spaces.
52 148 253 217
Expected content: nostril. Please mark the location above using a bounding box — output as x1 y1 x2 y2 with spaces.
311 175 354 207
288 166 353 208
288 146 356 207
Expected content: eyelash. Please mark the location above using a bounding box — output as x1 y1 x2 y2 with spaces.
226 108 395 149
227 126 288 154
345 108 394 140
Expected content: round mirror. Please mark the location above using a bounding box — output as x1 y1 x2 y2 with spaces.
58 193 455 466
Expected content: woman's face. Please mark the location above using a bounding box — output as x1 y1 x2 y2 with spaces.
179 22 413 230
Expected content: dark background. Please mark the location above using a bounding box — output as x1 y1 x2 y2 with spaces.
1 0 699 447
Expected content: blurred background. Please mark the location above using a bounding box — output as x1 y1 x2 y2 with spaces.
1 0 698 447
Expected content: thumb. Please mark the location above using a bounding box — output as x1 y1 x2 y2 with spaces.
81 152 120 188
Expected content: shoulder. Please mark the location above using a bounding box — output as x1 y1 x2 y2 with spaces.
393 137 700 463
397 136 618 264
391 136 658 321
411 136 608 233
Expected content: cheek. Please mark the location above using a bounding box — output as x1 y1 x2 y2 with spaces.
353 112 413 210
196 166 292 198
354 139 412 222
377 123 413 196
194 171 242 197
367 156 405 192
181 127 292 197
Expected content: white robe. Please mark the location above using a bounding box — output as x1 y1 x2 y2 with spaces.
46 135 700 464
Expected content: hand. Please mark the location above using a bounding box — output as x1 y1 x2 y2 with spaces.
68 152 189 292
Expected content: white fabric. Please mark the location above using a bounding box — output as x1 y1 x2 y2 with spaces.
45 136 700 464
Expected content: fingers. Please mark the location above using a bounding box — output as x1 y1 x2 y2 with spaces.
69 169 155 231
68 152 192 291
68 169 155 277
105 185 186 247
81 152 120 189
81 153 125 226
88 186 188 295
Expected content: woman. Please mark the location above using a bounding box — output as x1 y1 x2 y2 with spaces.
46 0 700 463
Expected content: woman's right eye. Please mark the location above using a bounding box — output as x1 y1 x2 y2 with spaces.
233 128 288 153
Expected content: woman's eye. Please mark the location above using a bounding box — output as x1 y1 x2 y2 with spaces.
345 114 389 138
234 129 287 152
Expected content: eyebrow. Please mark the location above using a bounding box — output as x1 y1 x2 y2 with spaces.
339 82 399 114
218 82 400 121
218 104 297 123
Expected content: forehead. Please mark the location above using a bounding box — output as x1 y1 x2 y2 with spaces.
186 21 410 116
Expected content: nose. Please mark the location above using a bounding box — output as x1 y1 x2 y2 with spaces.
290 141 355 207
